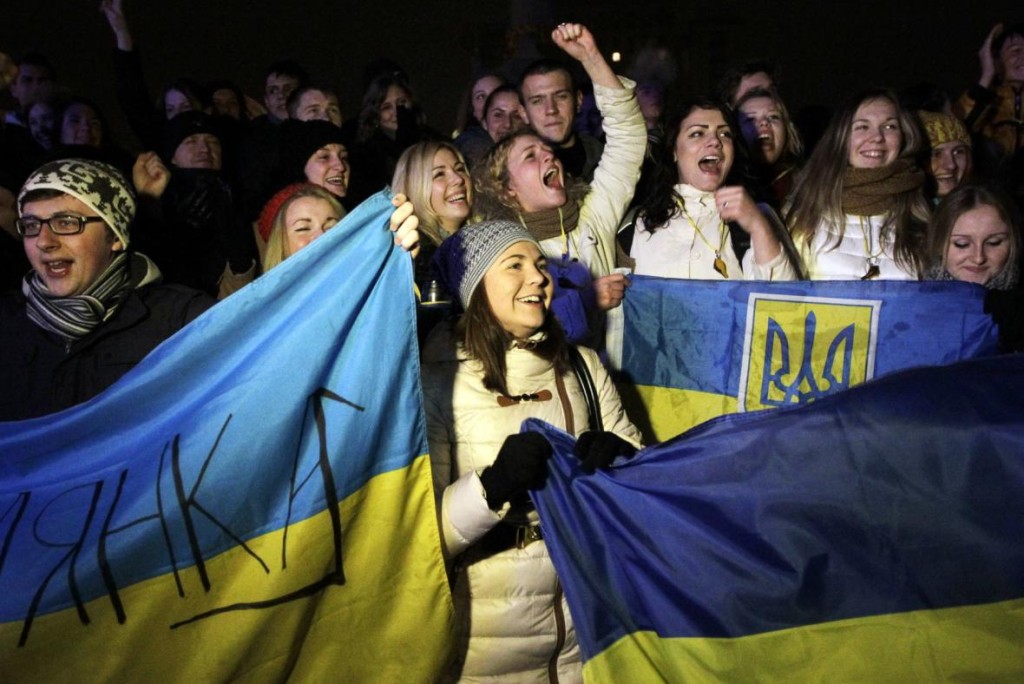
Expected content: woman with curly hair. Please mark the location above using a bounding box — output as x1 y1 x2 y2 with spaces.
472 23 646 343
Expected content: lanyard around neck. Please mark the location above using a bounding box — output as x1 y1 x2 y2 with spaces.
677 197 729 278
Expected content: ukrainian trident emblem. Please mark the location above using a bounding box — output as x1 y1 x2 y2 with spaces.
738 294 881 412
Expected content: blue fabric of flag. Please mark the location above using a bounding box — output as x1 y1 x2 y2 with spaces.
0 190 425 622
528 353 1024 662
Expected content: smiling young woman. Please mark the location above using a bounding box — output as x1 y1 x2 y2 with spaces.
925 184 1020 290
392 141 474 301
421 219 642 681
785 89 931 280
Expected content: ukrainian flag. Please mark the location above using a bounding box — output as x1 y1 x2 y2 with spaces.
614 278 999 441
0 192 453 681
529 354 1024 682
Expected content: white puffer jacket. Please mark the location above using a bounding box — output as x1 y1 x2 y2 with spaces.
800 213 918 280
535 77 647 279
421 331 641 682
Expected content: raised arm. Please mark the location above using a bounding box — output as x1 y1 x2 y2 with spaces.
551 23 621 91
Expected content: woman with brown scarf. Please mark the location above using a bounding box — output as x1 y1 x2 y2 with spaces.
785 89 931 280
472 23 646 344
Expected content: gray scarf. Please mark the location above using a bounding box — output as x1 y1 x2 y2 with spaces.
23 251 132 341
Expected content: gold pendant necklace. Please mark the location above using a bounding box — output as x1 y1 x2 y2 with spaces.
860 216 882 280
679 199 729 278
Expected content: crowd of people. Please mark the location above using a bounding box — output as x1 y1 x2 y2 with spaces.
2 12 1023 681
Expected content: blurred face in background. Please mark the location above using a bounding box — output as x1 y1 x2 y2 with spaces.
737 95 786 166
212 88 242 119
164 89 194 120
732 71 772 105
172 133 222 170
265 72 299 120
471 75 503 124
379 85 411 133
929 141 971 197
28 100 56 150
294 89 342 127
61 102 103 147
483 91 525 142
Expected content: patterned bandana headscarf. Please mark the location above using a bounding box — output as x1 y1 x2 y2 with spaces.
19 158 135 247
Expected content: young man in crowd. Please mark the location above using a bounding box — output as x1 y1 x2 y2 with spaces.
519 58 604 182
0 157 212 421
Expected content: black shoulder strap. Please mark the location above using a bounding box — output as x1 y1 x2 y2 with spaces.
567 345 603 432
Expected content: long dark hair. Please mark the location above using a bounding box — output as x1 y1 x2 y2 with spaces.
357 74 424 143
456 286 569 396
635 99 747 232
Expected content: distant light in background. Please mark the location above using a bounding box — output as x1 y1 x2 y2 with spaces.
611 51 621 63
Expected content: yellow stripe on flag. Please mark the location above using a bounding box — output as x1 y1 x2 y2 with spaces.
3 454 453 682
584 598 1024 683
620 383 738 442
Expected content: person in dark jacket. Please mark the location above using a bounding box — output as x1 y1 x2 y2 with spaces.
0 157 212 422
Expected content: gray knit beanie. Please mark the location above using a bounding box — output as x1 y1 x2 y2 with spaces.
432 220 543 308
18 158 136 248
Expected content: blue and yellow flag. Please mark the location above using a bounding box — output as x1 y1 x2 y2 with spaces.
615 278 999 440
530 354 1024 682
0 192 453 681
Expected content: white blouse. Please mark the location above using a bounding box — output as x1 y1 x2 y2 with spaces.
630 184 795 280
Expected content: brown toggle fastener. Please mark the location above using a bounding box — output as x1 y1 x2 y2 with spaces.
496 390 553 407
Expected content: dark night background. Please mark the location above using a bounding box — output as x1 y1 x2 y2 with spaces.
2 1 1020 150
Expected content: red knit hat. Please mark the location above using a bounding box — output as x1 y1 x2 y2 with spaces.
257 182 314 242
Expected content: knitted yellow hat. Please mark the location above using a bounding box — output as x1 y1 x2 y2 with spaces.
917 111 971 149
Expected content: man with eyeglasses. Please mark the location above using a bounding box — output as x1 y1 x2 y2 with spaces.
0 157 212 421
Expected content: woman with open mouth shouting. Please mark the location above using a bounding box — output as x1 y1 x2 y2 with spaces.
625 99 801 282
735 86 805 210
785 89 931 280
473 23 647 346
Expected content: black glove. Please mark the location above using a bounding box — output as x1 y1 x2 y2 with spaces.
574 431 637 474
226 214 258 274
479 432 553 511
984 288 1024 353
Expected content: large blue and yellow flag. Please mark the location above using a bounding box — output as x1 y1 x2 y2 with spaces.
0 192 453 681
614 278 999 440
530 354 1024 682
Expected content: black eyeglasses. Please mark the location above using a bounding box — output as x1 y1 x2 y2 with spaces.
16 214 106 238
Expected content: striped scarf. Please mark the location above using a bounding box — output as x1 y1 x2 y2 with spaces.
23 252 132 341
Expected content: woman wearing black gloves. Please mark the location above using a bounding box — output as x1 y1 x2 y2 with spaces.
421 219 641 681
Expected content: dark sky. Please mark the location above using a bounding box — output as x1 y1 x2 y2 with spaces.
3 1 1020 149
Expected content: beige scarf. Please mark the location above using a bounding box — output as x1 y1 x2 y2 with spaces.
518 201 581 242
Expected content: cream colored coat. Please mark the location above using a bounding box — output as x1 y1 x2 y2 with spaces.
422 332 641 682
535 78 647 279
